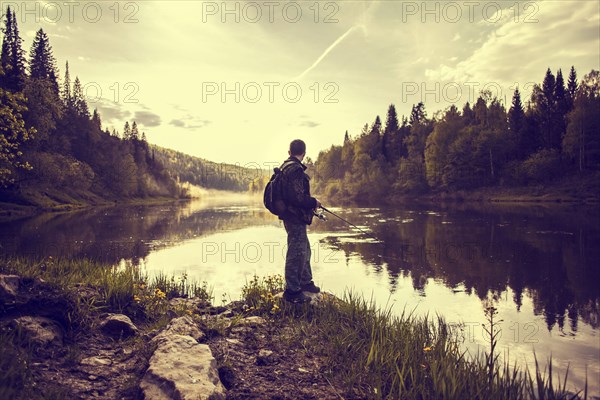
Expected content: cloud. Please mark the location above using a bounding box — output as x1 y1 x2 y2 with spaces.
170 119 186 127
169 117 211 130
94 98 131 122
424 1 600 88
134 111 162 127
299 120 320 128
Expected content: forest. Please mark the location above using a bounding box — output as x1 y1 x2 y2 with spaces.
0 6 188 208
151 146 265 193
311 67 600 203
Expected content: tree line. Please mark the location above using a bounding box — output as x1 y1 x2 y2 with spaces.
0 6 185 205
151 146 265 192
312 67 600 202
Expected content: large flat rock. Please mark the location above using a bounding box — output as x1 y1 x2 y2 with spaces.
141 334 225 400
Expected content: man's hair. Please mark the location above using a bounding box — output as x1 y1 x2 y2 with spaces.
289 139 306 156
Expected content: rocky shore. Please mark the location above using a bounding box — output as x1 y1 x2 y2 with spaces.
0 274 338 399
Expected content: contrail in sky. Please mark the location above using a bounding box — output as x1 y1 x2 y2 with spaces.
293 25 361 81
293 1 378 81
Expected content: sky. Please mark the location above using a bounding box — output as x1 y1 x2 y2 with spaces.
4 0 600 167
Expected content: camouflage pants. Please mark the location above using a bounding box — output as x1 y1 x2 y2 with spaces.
283 219 313 292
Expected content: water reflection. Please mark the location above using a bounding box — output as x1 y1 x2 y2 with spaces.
314 204 600 333
0 198 598 394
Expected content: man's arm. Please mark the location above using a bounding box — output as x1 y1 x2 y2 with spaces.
285 169 317 209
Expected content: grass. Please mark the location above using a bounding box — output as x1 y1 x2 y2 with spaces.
0 256 213 398
0 259 590 399
241 275 589 400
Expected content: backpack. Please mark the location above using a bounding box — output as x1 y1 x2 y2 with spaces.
263 161 295 216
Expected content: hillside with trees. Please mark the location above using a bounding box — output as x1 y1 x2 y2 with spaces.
151 145 268 192
0 7 187 212
312 67 600 204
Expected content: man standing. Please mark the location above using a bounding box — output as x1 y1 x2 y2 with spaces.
279 139 321 303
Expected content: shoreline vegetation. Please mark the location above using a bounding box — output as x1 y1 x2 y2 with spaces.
3 171 599 223
0 257 590 399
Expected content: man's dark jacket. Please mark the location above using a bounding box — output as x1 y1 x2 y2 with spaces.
278 156 317 225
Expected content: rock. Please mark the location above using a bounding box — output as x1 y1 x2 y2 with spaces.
217 309 234 318
256 349 275 366
152 316 204 344
274 291 337 306
0 274 19 303
169 297 209 310
100 314 138 339
13 316 63 347
80 357 112 366
238 316 266 326
140 334 226 400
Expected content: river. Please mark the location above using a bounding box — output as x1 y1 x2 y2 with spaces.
1 196 598 395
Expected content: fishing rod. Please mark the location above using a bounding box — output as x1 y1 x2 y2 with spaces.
315 205 381 242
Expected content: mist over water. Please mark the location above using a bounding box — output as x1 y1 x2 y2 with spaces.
1 196 598 395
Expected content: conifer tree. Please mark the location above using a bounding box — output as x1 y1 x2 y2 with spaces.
92 109 102 131
0 7 26 91
62 61 72 108
383 104 399 162
72 76 89 117
29 28 59 94
123 121 131 140
567 66 578 110
0 7 14 88
509 88 527 158
131 121 139 141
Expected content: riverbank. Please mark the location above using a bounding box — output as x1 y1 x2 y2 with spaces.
0 188 190 223
327 172 600 207
0 258 591 399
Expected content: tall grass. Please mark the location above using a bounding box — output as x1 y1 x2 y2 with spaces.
0 256 214 398
0 256 212 313
241 276 589 400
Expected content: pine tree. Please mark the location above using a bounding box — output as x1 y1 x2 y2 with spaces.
123 121 131 140
370 115 382 135
141 132 147 143
8 10 25 91
72 76 89 117
92 108 102 131
383 104 399 162
509 89 525 133
0 7 14 89
567 66 578 110
462 102 475 125
0 7 26 91
509 88 527 158
29 28 59 94
409 102 427 126
131 121 139 141
62 61 72 108
535 68 561 149
344 130 349 143
554 69 569 145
